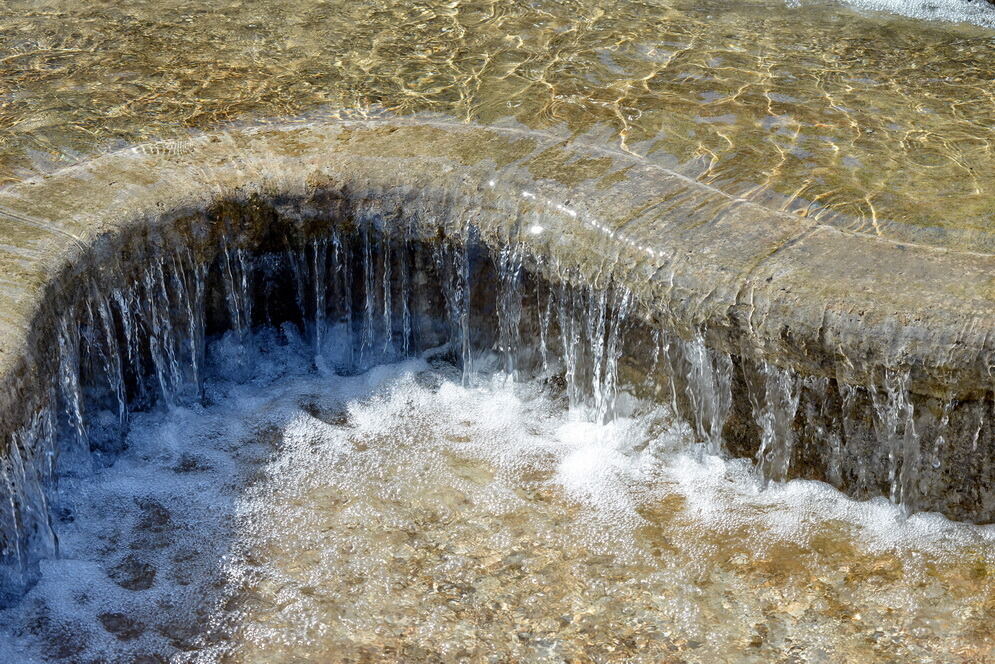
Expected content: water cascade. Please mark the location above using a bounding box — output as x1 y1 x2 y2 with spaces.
0 189 991 612
0 210 644 603
0 123 992 648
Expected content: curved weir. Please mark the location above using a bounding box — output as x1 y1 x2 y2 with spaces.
2 119 995 605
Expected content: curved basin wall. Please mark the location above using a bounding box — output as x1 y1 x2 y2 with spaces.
1 120 995 601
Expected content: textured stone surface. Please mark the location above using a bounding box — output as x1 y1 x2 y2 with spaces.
0 120 992 390
0 118 994 517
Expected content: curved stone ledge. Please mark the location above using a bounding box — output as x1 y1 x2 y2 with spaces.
1 118 992 410
0 117 992 525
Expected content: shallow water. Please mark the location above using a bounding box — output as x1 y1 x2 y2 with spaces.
1 2 994 659
0 0 992 248
2 327 993 663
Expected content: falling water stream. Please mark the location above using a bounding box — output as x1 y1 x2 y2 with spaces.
0 219 993 662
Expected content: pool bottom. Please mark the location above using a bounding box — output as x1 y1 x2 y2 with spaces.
0 325 993 663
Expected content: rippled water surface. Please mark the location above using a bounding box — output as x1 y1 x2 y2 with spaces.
2 2 995 662
0 0 993 247
2 329 994 663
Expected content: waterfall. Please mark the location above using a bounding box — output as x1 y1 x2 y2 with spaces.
398 221 413 358
360 223 376 367
802 376 844 488
0 213 978 606
657 330 733 455
871 367 920 511
55 317 87 456
90 287 127 436
753 363 802 485
496 240 524 381
312 238 330 357
435 230 473 385
221 240 253 344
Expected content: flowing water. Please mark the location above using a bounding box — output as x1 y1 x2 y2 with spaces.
0 0 994 661
3 325 995 663
0 225 993 662
0 0 992 247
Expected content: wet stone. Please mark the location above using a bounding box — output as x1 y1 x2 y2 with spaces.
173 454 212 473
28 615 88 660
157 618 204 652
108 555 157 591
299 399 350 426
135 499 172 534
98 612 145 641
131 654 168 664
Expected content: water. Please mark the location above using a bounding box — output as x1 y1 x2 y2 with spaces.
0 220 644 600
0 0 991 250
0 0 991 658
832 0 995 27
1 324 995 662
0 223 988 660
1 215 987 578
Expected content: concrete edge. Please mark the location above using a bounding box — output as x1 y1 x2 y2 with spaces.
0 117 990 436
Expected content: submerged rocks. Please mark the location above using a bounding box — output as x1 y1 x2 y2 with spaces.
98 612 146 641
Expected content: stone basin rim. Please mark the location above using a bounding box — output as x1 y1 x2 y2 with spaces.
0 117 992 414
6 117 993 259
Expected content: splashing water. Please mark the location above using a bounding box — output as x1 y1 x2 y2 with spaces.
0 217 992 661
1 324 994 662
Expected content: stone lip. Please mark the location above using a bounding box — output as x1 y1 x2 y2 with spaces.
0 118 992 440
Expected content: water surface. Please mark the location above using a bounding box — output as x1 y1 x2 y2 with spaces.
0 0 992 247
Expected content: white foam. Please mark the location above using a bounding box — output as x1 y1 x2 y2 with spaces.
801 0 995 29
1 324 993 661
